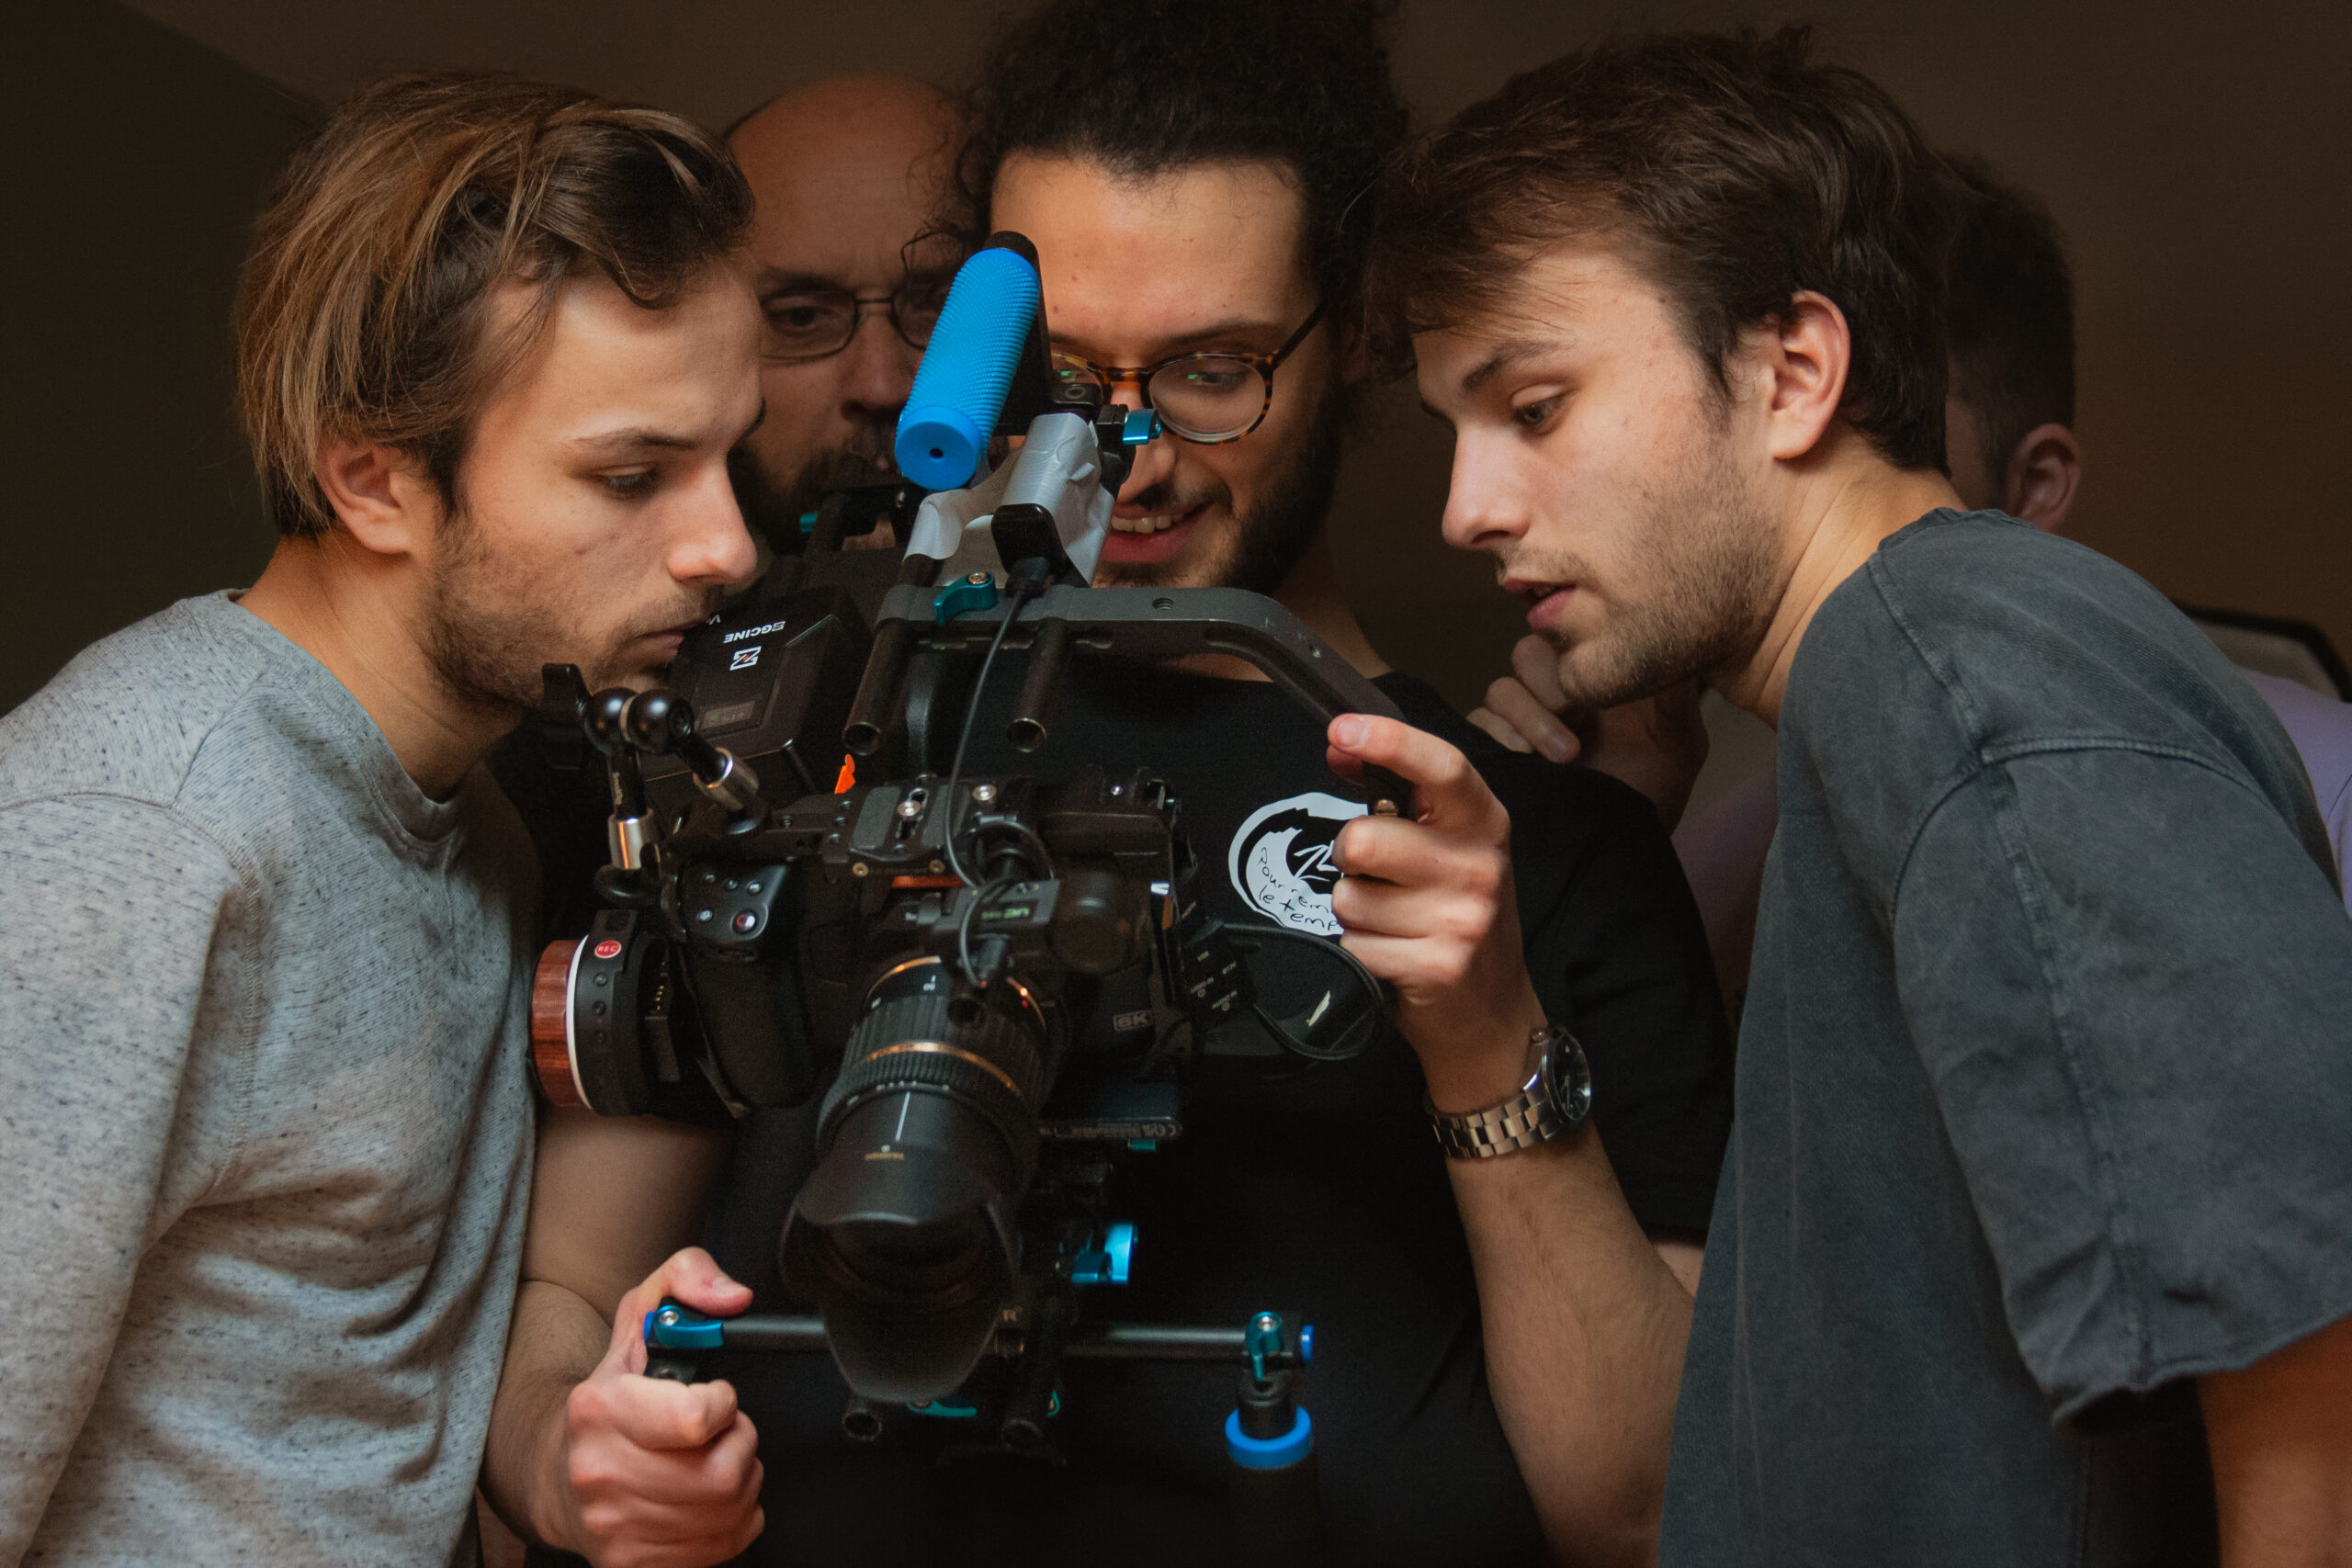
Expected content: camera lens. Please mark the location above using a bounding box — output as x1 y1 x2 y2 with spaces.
780 956 1062 1403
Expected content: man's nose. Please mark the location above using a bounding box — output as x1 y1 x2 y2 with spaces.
840 313 922 417
1440 431 1527 555
671 462 760 587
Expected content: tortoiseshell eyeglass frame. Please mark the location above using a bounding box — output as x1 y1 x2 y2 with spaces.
1047 301 1329 445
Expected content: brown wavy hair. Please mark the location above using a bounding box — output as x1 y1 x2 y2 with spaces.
234 73 752 538
1372 28 1955 471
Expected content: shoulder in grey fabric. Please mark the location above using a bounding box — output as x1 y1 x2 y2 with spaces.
1660 511 2352 1568
0 592 537 1568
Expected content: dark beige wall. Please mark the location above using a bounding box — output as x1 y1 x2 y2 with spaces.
78 0 2352 712
2 3 314 715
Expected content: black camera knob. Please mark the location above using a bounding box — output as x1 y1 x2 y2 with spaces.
585 688 637 757
625 689 695 753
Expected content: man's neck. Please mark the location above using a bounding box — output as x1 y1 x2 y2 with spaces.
1714 435 1962 727
1169 530 1392 683
237 536 501 800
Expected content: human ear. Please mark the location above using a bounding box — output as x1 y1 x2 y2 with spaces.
1756 291 1851 464
312 435 441 560
2003 422 2082 534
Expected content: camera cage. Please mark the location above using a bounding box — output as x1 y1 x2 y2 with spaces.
525 234 1391 1554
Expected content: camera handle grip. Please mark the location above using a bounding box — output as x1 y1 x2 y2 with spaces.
869 583 1416 818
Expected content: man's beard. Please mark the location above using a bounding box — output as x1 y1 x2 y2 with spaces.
420 504 711 718
1095 385 1345 594
732 431 898 554
1529 431 1779 710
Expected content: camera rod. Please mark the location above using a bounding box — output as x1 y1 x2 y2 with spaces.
642 1303 1310 1370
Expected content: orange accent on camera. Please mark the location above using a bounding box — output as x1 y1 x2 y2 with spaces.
529 938 587 1110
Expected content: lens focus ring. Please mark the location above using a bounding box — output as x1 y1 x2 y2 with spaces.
818 976 1046 1162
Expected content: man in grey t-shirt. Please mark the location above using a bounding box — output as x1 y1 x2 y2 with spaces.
0 76 763 1565
1374 28 2352 1566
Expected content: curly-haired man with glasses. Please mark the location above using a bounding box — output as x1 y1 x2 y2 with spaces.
506 5 1736 1566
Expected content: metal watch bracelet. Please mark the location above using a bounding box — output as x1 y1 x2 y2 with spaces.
1428 1023 1573 1160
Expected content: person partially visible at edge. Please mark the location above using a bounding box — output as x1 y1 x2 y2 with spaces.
1476 153 2352 1009
726 76 964 550
489 5 1733 1565
0 75 763 1567
1375 28 2352 1564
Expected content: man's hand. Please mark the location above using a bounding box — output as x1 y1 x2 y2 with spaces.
539 1247 763 1568
1467 635 1708 829
1327 714 1550 1111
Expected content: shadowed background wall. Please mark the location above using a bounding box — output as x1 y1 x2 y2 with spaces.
9 0 2345 716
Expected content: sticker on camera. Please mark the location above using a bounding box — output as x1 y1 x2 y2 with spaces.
1227 791 1366 937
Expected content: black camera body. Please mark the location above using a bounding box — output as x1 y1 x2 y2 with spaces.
530 574 1292 1402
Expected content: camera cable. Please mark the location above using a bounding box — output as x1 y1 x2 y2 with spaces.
1224 921 1389 1063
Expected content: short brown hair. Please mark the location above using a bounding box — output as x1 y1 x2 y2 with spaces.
236 73 752 538
1944 155 2075 482
1373 28 1953 470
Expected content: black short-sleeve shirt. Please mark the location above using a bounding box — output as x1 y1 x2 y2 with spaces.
701 656 1732 1567
1659 512 2352 1567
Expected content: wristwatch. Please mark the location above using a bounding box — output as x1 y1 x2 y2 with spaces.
1428 1021 1593 1160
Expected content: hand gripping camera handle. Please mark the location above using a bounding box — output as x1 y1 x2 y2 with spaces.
895 236 1045 490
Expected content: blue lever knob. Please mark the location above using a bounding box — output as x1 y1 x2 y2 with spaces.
644 1303 726 1351
933 570 1000 626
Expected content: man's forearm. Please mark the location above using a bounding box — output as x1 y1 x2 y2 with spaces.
2201 1310 2352 1568
481 1280 610 1549
1450 1127 1694 1568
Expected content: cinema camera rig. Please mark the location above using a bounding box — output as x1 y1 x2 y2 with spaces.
526 234 1411 1565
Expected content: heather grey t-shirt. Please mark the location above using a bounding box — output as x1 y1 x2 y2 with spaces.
0 593 537 1566
1660 512 2352 1565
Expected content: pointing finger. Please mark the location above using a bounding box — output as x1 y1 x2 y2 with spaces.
1327 715 1509 840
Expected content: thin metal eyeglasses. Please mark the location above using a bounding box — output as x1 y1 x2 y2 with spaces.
1047 301 1327 444
759 277 953 363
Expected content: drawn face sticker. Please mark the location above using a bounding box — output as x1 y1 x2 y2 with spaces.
1227 791 1368 937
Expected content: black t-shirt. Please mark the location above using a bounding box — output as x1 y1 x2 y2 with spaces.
1660 513 2352 1566
697 655 1732 1568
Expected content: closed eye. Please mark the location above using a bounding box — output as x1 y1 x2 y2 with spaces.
598 469 658 500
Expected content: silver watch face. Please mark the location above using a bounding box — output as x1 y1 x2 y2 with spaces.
1540 1028 1593 1128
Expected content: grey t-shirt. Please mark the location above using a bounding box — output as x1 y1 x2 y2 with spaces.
0 593 537 1566
1660 512 2352 1565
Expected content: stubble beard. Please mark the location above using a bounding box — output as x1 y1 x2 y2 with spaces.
420 502 710 720
1533 430 1781 710
731 424 899 554
1093 383 1345 594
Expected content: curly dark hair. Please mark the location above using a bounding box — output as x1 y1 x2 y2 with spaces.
956 0 1408 333
1373 27 1954 471
1943 154 2075 484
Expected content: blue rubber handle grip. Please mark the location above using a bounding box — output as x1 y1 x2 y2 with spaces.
894 245 1043 490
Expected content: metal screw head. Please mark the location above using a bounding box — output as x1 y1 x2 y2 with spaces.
851 862 870 877
967 570 991 586
896 796 924 819
972 783 999 805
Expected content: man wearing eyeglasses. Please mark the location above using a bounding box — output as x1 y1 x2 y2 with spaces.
726 76 962 551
